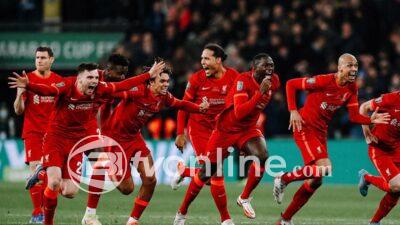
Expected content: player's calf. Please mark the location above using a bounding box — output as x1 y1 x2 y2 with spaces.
389 174 400 192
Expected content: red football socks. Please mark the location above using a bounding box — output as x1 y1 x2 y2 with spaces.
241 163 265 199
370 192 399 223
29 183 44 215
365 174 391 192
281 182 318 220
180 166 201 178
87 173 105 209
130 197 149 219
281 165 323 184
210 176 230 222
43 187 59 225
179 174 205 215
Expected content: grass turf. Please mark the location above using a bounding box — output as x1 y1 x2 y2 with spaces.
0 182 398 225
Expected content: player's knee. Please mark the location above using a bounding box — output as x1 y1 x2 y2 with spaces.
47 178 61 190
119 185 134 195
143 176 157 187
317 165 332 177
389 182 400 193
257 152 268 165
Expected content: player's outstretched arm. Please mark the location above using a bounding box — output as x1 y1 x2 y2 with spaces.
109 61 165 93
171 98 208 113
9 71 61 96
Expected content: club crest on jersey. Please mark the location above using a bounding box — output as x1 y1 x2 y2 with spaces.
237 81 243 91
221 85 227 94
306 78 316 84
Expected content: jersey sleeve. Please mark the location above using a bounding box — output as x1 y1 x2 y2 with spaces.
167 93 201 113
233 77 262 120
27 79 69 96
371 93 395 110
102 72 150 94
286 75 327 110
109 86 145 100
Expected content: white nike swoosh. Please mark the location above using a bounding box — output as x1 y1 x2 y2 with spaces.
201 87 211 90
326 93 334 96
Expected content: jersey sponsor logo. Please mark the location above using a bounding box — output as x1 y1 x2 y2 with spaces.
390 118 400 128
320 101 340 111
33 95 40 104
138 109 145 117
237 81 244 91
67 103 93 110
306 78 316 84
55 82 65 87
375 97 382 104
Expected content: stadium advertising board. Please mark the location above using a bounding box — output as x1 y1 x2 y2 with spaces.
0 139 376 184
0 32 123 69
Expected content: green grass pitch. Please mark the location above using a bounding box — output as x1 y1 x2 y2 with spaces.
0 182 398 225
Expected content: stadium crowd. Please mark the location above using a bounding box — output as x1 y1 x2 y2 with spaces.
1 0 399 139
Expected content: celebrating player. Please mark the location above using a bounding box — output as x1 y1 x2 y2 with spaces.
98 53 130 127
273 53 390 225
358 92 400 225
173 53 280 225
171 43 239 224
82 65 209 225
9 61 164 225
13 46 63 223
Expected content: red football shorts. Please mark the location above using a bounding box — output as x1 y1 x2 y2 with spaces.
293 126 328 165
369 146 400 182
187 121 213 157
206 128 264 163
110 133 151 181
42 133 83 181
23 133 45 164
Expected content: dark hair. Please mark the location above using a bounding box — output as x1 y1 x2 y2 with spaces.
77 63 99 73
252 53 271 67
108 53 129 67
204 43 227 61
143 59 173 84
36 46 54 57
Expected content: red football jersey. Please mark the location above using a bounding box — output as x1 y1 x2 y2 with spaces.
26 73 150 138
107 85 201 141
21 71 63 138
370 92 400 151
177 67 240 133
217 71 280 132
287 74 360 134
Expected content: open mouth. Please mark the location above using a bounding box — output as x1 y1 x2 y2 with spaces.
88 85 96 90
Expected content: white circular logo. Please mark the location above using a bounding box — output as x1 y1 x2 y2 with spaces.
67 135 128 194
